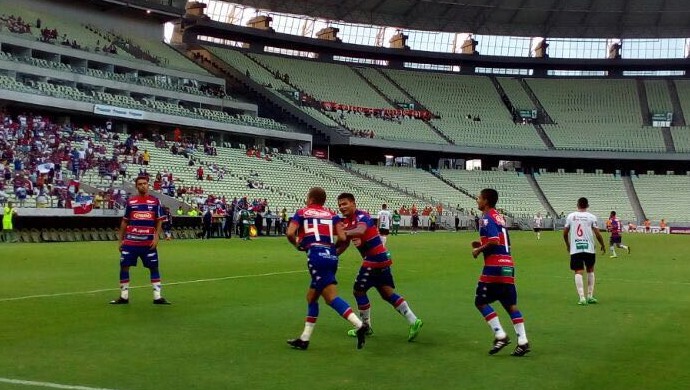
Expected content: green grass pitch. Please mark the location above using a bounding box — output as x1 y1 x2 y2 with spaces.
0 231 689 390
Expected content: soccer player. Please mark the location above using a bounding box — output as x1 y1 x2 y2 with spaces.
2 201 17 243
337 193 423 342
563 197 606 305
391 210 401 235
377 204 392 245
110 176 170 305
607 211 630 258
286 187 369 350
533 212 543 240
471 188 530 357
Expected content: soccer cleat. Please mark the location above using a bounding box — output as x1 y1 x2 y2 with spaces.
347 326 374 337
153 298 171 305
587 297 598 304
287 338 309 350
109 297 129 305
610 255 618 258
511 343 531 357
578 298 588 305
356 323 370 349
489 337 511 355
408 318 423 342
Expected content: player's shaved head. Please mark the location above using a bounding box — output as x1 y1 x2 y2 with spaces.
382 204 387 209
480 188 498 208
337 193 356 202
610 211 616 216
577 197 589 209
307 187 327 205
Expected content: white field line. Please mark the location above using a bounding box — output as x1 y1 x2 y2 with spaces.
0 377 120 390
0 269 304 303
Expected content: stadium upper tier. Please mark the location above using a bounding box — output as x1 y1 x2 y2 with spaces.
534 172 635 222
526 79 666 152
1 5 209 75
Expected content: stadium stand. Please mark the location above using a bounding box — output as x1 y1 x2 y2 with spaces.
632 173 690 223
384 70 547 149
438 169 545 216
526 78 666 152
670 127 690 152
351 164 471 211
497 77 535 111
534 172 635 222
644 80 673 114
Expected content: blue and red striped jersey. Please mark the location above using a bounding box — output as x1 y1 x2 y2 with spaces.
609 217 621 237
291 205 340 250
342 209 392 268
122 195 164 247
478 208 515 284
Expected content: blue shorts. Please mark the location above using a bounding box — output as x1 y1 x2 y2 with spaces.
475 282 517 308
306 246 338 291
610 236 622 245
120 245 159 268
353 266 396 292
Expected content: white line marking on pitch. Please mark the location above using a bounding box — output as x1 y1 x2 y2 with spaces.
0 269 304 303
0 377 120 390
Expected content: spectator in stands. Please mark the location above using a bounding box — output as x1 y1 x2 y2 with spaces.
196 166 204 181
143 150 150 166
660 219 667 232
644 219 651 233
2 200 17 243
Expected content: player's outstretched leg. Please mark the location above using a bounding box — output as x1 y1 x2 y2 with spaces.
385 293 423 341
288 301 319 350
327 295 367 349
478 305 510 354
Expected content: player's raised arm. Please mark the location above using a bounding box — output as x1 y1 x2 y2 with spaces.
345 221 367 238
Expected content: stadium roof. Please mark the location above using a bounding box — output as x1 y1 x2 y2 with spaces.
225 0 690 38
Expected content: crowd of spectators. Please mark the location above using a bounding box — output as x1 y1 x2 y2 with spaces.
0 14 32 34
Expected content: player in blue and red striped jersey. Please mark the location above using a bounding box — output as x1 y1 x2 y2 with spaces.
471 188 529 356
336 193 423 342
110 176 170 305
286 187 369 350
608 211 630 258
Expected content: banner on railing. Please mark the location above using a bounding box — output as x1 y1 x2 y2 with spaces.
321 102 432 120
93 104 146 120
669 227 690 235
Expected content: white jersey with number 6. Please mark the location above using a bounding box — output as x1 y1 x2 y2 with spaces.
378 210 392 230
565 211 598 255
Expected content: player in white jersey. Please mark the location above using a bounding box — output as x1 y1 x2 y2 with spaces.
533 213 543 240
377 204 392 245
563 198 606 306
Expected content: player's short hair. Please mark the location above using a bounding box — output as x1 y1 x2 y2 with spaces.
480 188 498 208
337 192 356 202
577 197 589 209
307 187 327 205
134 175 149 184
610 211 616 216
382 204 387 209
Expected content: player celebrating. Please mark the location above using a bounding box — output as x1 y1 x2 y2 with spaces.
377 204 392 245
607 211 630 258
286 187 369 350
563 198 606 305
533 212 543 240
110 176 170 305
471 188 530 356
337 193 423 342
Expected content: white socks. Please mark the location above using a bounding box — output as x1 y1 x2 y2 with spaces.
587 272 595 298
574 274 585 299
120 283 129 299
395 301 418 325
487 317 507 339
152 282 162 300
300 322 315 341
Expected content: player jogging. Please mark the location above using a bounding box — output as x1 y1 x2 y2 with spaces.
377 204 392 245
337 193 423 342
533 213 543 240
563 197 606 305
607 211 630 258
110 176 170 305
286 187 369 350
471 188 530 357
